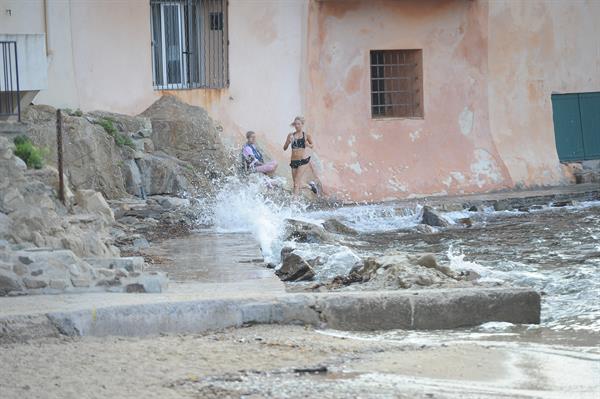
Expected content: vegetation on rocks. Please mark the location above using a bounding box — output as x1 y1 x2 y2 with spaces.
97 117 135 149
13 135 46 169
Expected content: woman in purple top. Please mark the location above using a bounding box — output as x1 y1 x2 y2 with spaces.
242 131 278 175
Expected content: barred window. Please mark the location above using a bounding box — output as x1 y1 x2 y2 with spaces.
370 50 423 118
151 0 228 90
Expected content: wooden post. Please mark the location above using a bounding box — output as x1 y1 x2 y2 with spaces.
56 109 65 205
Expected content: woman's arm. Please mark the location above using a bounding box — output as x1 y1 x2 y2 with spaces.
283 133 292 151
306 133 314 149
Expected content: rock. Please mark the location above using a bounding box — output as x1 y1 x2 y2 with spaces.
140 96 235 192
12 263 28 276
48 279 68 290
123 272 168 293
71 277 92 287
414 224 437 234
13 156 27 170
22 105 129 199
75 189 115 226
86 111 153 138
493 199 513 211
284 219 334 243
421 206 450 227
551 200 573 207
136 152 190 196
322 218 358 235
413 253 457 278
152 195 190 209
415 254 438 269
457 217 473 227
23 277 47 289
280 246 295 263
125 283 145 293
276 253 315 282
84 257 145 273
0 271 22 295
18 256 34 265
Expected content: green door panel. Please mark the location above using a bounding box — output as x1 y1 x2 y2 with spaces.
579 92 600 159
551 94 585 161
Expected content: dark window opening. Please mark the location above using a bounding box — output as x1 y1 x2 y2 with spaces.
150 0 229 90
210 12 223 31
370 49 423 118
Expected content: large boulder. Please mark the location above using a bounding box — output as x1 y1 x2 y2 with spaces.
140 96 235 191
136 152 190 196
22 105 129 199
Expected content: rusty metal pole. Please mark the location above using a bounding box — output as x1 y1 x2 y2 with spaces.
56 109 65 205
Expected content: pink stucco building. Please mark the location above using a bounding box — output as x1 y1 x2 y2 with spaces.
1 0 599 201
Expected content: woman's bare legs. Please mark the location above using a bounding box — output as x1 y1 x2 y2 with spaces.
292 163 308 196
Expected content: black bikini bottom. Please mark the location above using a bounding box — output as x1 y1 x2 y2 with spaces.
290 157 310 169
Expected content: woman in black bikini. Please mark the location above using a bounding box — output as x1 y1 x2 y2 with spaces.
283 116 314 196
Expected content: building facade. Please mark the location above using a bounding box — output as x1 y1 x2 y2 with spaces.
1 0 599 201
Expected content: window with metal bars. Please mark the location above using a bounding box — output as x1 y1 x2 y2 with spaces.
370 50 423 118
150 0 228 90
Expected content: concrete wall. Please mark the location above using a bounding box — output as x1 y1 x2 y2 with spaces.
487 0 600 187
306 0 515 201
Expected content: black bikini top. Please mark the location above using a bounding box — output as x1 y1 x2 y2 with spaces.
291 131 306 149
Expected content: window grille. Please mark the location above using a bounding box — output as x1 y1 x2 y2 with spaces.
150 0 228 90
370 49 423 118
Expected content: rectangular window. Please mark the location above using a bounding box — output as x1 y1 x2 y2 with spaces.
151 0 228 90
370 49 423 118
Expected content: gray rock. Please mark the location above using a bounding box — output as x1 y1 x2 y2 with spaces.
322 218 358 236
71 277 91 288
23 277 47 289
0 271 22 295
280 246 295 263
421 206 450 227
18 256 34 265
285 218 334 243
140 96 235 192
48 279 68 290
84 257 145 273
276 253 315 282
152 195 190 209
136 152 190 196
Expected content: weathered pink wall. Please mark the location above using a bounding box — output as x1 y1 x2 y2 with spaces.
487 0 600 187
306 0 513 202
29 0 599 202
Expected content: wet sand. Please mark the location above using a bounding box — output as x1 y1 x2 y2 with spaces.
1 325 597 399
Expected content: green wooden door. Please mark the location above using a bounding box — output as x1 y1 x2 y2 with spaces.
552 92 600 161
552 94 584 161
579 92 600 159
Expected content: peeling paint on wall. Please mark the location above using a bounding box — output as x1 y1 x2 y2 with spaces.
470 149 503 188
459 107 474 136
409 129 421 142
348 162 362 175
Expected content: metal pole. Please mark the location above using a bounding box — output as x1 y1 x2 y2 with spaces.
56 109 65 205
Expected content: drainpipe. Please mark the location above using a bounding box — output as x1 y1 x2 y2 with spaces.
43 0 49 55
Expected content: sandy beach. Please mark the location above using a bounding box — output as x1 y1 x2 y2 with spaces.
2 324 597 399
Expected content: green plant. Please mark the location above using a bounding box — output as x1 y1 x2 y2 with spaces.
97 117 135 149
73 109 83 117
13 135 45 169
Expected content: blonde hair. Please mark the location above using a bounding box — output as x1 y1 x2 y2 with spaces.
290 116 305 126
